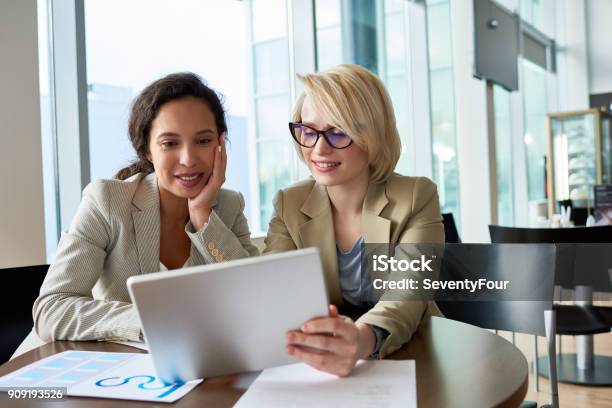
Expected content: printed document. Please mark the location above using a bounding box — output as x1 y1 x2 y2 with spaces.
0 350 201 403
235 360 417 408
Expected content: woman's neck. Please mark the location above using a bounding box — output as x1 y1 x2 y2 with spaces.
159 187 189 225
326 169 370 216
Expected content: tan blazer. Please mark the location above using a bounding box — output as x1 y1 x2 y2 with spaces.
33 172 259 342
263 174 444 357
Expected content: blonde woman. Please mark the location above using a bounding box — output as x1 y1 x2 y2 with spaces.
264 64 444 376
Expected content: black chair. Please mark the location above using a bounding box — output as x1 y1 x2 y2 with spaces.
489 224 612 244
0 264 48 363
489 225 612 386
442 212 461 243
435 244 558 408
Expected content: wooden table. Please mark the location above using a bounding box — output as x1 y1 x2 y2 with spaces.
0 317 528 407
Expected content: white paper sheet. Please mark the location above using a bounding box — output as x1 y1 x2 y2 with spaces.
234 360 417 408
0 350 201 403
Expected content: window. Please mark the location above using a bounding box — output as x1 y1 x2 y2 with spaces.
426 0 460 223
250 0 292 233
44 0 564 248
522 59 549 203
315 0 343 71
314 0 426 176
493 85 514 225
37 0 59 262
383 0 414 174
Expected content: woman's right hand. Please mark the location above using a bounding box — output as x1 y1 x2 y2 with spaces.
285 305 376 377
188 133 227 230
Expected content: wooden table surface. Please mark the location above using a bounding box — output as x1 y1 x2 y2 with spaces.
0 317 528 407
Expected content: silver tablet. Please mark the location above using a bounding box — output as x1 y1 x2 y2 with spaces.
127 248 329 383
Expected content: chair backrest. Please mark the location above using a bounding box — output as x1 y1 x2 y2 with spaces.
489 225 612 291
435 244 555 336
442 213 461 243
488 224 612 243
0 264 49 363
572 243 612 292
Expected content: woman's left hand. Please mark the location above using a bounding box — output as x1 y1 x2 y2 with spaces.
188 133 227 230
286 305 376 377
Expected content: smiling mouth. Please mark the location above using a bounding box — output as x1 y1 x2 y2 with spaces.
175 173 204 186
176 174 201 181
313 161 340 169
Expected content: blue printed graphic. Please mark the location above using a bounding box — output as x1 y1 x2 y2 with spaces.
96 375 186 399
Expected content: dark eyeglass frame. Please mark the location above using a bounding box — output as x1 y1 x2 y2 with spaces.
288 122 353 149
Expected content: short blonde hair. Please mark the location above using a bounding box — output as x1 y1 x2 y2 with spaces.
292 64 401 183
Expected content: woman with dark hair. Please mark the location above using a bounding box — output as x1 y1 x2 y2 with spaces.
33 72 258 342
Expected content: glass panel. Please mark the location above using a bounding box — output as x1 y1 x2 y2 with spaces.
427 0 460 223
385 0 404 14
522 60 548 202
225 115 252 217
386 74 410 159
315 0 343 71
316 26 343 71
384 13 407 76
429 69 455 130
493 85 514 225
315 0 341 28
383 2 412 169
430 68 458 213
314 0 414 175
255 94 291 141
257 141 293 228
316 0 378 73
252 0 287 42
426 1 453 70
254 39 290 95
252 0 291 233
37 0 59 261
86 84 134 180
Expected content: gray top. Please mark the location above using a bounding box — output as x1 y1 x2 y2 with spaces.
337 236 373 306
337 236 388 357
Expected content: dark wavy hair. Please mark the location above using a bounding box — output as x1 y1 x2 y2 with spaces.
115 72 227 180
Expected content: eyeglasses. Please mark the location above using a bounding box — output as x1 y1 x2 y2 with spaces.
288 122 353 149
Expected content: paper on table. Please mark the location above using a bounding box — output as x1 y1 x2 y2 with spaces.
234 360 417 408
0 350 201 403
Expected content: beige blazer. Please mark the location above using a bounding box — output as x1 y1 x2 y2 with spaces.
33 172 259 342
263 174 444 357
